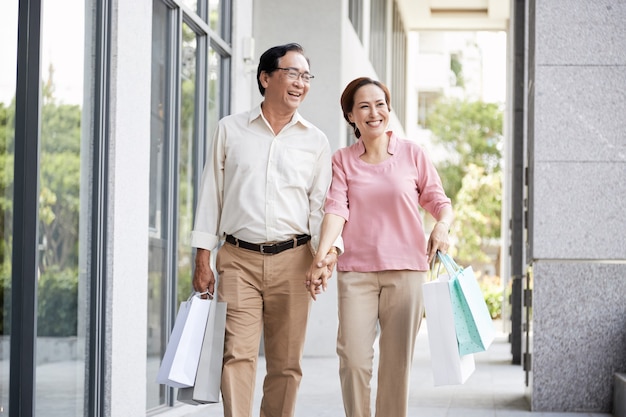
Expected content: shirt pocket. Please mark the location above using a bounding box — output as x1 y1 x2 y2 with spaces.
276 148 317 187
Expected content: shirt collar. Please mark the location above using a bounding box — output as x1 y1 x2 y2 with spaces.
249 104 312 129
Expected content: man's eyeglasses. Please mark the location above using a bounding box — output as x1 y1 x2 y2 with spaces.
275 67 314 83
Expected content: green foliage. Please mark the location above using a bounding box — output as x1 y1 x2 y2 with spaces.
0 77 82 337
425 97 503 202
177 264 193 305
40 102 82 154
38 81 82 272
0 101 16 153
480 279 503 320
0 262 11 334
0 264 79 336
0 153 13 265
450 55 464 88
37 267 78 336
452 164 501 264
425 97 503 267
39 151 81 270
0 86 82 274
0 102 15 266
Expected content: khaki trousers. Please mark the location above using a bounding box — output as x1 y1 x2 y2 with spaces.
336 270 425 417
216 242 313 417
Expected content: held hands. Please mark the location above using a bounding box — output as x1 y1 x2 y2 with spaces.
305 249 338 300
193 248 215 299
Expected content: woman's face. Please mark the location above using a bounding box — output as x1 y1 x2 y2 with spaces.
348 84 389 140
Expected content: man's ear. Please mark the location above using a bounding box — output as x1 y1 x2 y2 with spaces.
259 71 270 89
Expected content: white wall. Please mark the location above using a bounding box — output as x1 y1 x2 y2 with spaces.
247 0 407 357
230 0 255 114
252 0 346 356
109 0 152 415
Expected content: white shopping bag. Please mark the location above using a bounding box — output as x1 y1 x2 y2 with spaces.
156 293 211 388
423 272 475 386
178 299 227 404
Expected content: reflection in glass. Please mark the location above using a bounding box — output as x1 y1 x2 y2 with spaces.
35 0 89 415
181 0 197 14
208 0 221 34
177 23 197 305
0 1 18 413
207 46 221 133
148 0 230 412
147 0 170 409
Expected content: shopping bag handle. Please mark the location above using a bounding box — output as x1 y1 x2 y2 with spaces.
436 251 462 276
428 250 449 281
187 290 214 302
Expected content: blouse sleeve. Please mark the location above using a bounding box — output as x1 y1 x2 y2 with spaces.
415 146 452 218
324 150 350 222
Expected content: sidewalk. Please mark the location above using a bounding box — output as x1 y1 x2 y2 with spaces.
174 323 612 417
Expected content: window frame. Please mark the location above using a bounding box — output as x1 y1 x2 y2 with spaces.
10 0 112 416
148 0 232 410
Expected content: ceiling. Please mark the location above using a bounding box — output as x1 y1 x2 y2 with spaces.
396 0 510 31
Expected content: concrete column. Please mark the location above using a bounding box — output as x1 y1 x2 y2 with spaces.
527 0 626 411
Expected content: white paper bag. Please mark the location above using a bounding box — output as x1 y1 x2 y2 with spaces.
178 299 227 404
423 273 475 386
156 293 211 388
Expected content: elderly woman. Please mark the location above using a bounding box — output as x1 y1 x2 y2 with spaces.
307 77 454 417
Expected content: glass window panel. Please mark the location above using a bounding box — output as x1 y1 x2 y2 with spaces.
208 0 221 34
369 0 386 80
177 23 197 305
148 0 231 411
348 0 363 40
35 1 89 415
181 0 197 14
147 0 171 409
0 1 18 413
207 46 221 147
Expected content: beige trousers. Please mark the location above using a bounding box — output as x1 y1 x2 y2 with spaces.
336 270 426 417
216 242 313 417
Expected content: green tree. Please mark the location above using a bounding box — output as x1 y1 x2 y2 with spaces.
0 71 82 335
0 101 15 267
425 97 503 266
451 164 501 265
37 66 82 272
450 54 464 88
425 98 503 202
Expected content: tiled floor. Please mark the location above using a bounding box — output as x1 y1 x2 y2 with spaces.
173 323 612 417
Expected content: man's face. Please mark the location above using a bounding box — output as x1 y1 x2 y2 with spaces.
261 51 311 112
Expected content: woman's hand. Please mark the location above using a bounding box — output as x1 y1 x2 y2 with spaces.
305 250 338 300
427 221 450 264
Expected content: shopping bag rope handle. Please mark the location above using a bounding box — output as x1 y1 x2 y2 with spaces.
429 250 463 281
186 290 214 302
428 251 445 281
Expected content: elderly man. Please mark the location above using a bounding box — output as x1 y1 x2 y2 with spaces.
191 43 339 417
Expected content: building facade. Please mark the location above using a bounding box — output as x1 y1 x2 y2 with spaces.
1 0 625 415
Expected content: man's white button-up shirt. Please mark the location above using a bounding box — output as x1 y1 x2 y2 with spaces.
191 105 333 252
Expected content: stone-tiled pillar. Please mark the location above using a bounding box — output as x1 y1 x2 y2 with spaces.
527 0 626 411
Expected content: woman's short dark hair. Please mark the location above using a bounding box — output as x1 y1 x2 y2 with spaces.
340 77 391 139
256 43 310 96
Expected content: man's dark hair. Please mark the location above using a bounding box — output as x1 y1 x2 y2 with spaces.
256 43 310 96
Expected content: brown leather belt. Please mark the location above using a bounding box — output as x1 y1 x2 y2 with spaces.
225 234 311 255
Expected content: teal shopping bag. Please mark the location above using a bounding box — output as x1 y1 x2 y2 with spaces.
438 252 496 356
